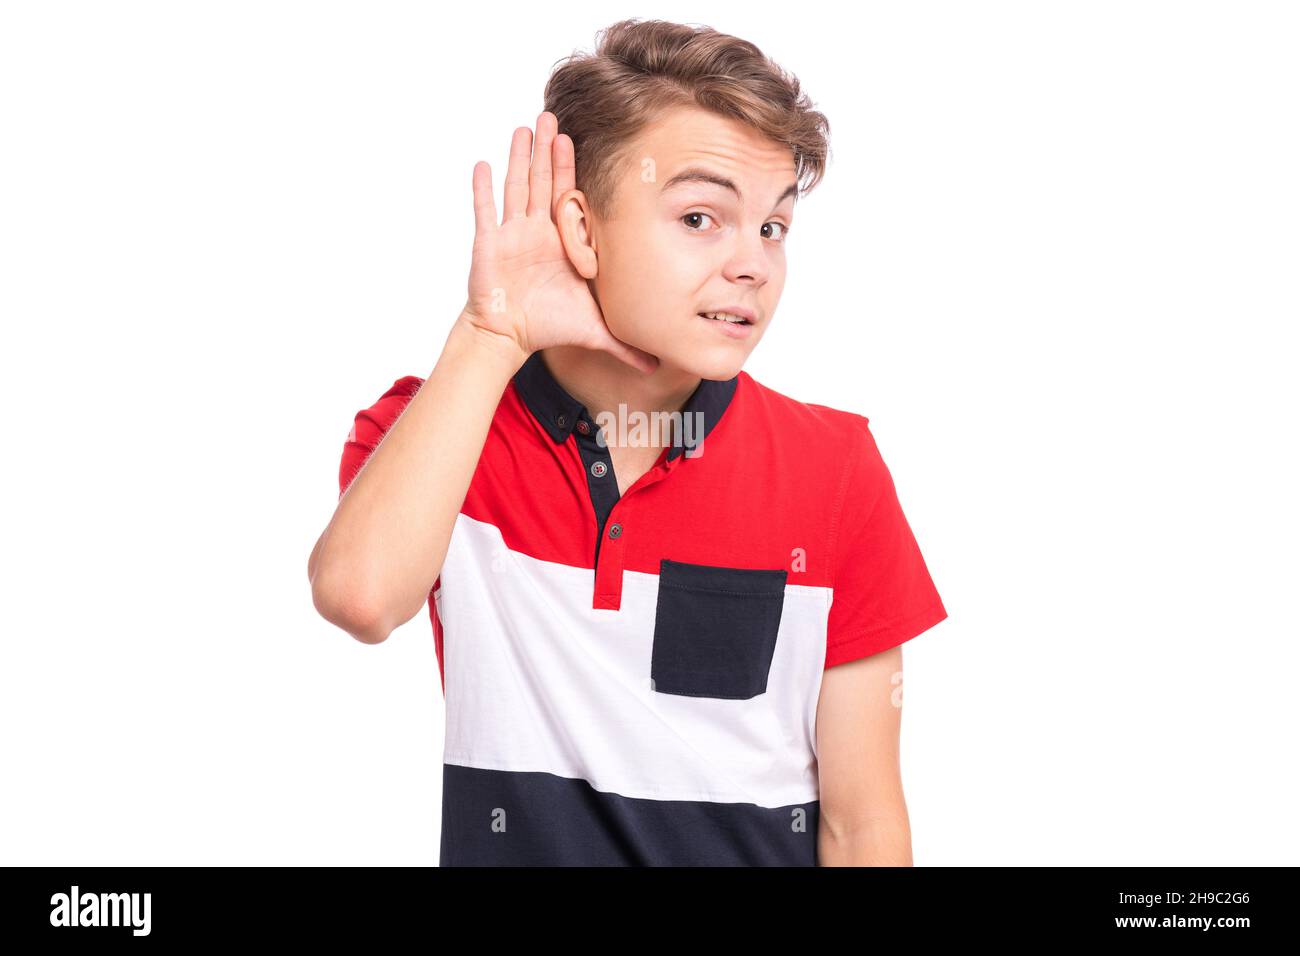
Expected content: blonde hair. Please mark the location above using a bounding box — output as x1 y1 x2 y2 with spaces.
543 18 832 219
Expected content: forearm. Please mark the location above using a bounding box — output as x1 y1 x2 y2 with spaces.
309 314 527 642
817 810 913 866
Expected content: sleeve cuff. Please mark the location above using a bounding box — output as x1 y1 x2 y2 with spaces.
824 602 949 669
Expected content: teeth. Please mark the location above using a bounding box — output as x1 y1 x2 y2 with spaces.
702 312 748 324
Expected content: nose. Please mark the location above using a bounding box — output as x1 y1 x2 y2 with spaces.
720 227 772 286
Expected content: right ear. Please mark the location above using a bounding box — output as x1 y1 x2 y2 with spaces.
555 187 599 281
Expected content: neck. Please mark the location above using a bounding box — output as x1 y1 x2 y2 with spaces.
540 346 700 428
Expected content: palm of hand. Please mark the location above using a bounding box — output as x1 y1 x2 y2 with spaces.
464 112 656 374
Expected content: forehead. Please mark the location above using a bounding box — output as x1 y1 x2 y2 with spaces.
623 106 798 202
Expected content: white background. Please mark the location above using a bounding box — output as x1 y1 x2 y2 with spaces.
2 1 1296 865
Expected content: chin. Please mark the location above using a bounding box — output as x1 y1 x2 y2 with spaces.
652 341 751 381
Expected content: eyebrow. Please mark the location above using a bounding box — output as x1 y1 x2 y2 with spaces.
660 166 799 209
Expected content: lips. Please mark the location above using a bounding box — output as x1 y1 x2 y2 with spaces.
698 308 755 325
697 310 755 338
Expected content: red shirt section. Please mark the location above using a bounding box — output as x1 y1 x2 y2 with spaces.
334 368 946 674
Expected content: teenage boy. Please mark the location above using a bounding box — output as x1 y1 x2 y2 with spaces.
309 19 947 866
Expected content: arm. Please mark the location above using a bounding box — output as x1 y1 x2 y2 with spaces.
308 111 654 645
307 319 525 644
814 414 947 861
815 645 913 866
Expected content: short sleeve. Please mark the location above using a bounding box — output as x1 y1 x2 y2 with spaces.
338 375 425 499
824 415 947 668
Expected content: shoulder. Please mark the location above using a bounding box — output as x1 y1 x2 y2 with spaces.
736 369 879 461
346 374 425 439
338 374 426 498
735 371 894 514
373 374 425 404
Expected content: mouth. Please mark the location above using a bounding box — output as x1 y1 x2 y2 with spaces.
697 310 754 326
697 310 755 339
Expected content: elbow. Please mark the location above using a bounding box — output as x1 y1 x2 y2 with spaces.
310 569 395 645
817 806 913 866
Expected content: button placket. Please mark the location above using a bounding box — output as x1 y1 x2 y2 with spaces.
574 415 620 572
593 502 628 610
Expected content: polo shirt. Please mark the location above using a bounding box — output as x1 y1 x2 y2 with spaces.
337 350 948 866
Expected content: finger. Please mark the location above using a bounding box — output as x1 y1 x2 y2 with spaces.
552 132 576 222
472 161 497 241
526 112 556 219
502 126 532 223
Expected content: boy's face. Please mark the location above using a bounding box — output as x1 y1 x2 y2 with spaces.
584 105 799 380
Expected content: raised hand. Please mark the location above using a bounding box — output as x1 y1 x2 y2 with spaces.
460 111 658 374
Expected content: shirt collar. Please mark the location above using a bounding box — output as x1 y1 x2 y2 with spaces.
511 350 739 461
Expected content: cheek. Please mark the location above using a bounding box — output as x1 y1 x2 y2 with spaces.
757 251 787 298
766 263 787 299
590 253 662 341
603 226 700 303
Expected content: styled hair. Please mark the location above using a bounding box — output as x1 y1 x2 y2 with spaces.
543 18 831 220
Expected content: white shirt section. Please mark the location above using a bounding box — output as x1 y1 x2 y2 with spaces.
435 512 830 808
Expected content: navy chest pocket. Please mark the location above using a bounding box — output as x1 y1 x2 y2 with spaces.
650 558 788 700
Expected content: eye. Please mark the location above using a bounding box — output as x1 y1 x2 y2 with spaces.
763 221 790 242
681 212 791 242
